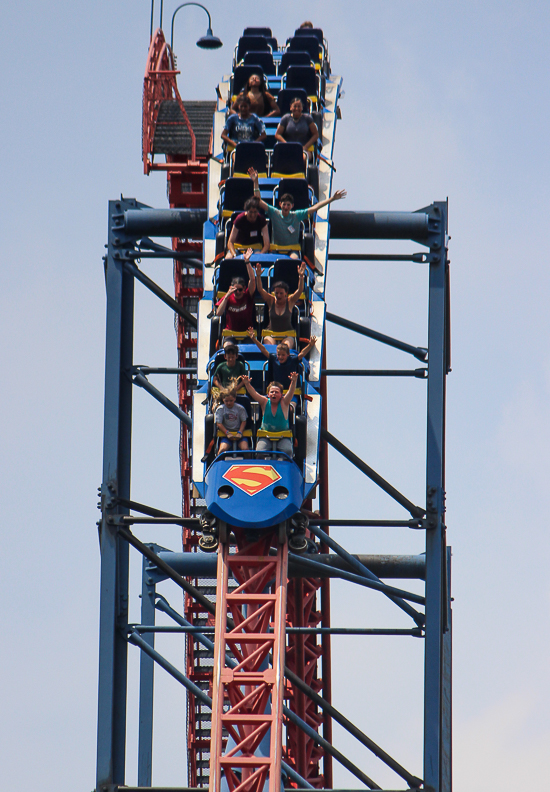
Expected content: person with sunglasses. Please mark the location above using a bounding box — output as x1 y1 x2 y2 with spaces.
215 248 257 334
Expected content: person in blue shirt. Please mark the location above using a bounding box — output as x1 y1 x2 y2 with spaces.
248 167 346 258
221 97 266 148
246 327 316 391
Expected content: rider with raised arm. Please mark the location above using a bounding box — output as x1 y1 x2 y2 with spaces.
255 261 305 348
216 248 257 335
241 372 299 457
246 327 316 391
248 167 346 258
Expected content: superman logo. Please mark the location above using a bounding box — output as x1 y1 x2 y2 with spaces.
222 464 282 496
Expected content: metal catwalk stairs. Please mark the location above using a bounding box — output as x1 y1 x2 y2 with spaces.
153 100 217 156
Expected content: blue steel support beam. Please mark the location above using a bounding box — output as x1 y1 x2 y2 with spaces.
329 210 429 241
288 552 425 605
138 235 205 259
129 626 316 791
322 428 425 518
442 547 452 792
123 261 198 327
321 368 427 377
137 549 160 786
133 372 193 427
152 550 427 581
423 202 449 792
307 524 424 626
124 207 207 238
97 199 138 791
121 206 431 242
131 625 421 636
328 252 428 262
326 312 427 361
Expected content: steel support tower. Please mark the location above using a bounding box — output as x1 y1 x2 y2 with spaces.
95 23 451 792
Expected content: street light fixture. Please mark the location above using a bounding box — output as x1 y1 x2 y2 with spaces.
170 3 223 51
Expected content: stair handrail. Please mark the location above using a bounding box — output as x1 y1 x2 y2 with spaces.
142 27 197 173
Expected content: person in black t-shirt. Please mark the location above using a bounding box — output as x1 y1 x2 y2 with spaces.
226 197 270 258
246 328 316 391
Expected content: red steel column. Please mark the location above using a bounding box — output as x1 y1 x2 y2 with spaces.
210 534 288 792
319 339 333 787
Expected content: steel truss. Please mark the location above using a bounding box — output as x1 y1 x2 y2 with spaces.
96 199 451 792
210 533 288 792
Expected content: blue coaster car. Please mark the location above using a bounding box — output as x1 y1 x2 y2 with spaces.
205 453 304 529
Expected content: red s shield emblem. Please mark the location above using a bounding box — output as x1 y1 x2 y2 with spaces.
222 465 282 496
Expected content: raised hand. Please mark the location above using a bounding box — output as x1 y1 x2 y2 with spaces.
255 262 263 275
289 370 299 382
247 327 255 338
243 247 253 262
332 189 347 201
297 261 306 277
247 167 259 183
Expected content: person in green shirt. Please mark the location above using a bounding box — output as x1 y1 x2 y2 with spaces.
212 344 246 389
241 372 299 457
248 167 347 258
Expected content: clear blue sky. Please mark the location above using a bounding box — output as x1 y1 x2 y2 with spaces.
1 2 549 790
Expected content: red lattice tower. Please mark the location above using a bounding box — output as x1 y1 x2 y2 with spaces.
210 533 288 792
285 576 325 786
283 347 332 788
143 27 213 786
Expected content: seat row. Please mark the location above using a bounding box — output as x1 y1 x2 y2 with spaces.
209 257 313 356
207 347 307 400
228 84 315 119
203 391 307 466
234 28 327 71
240 50 318 77
202 335 310 465
231 65 321 110
216 180 315 262
223 141 315 183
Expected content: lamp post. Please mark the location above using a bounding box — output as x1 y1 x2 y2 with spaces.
169 2 223 51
